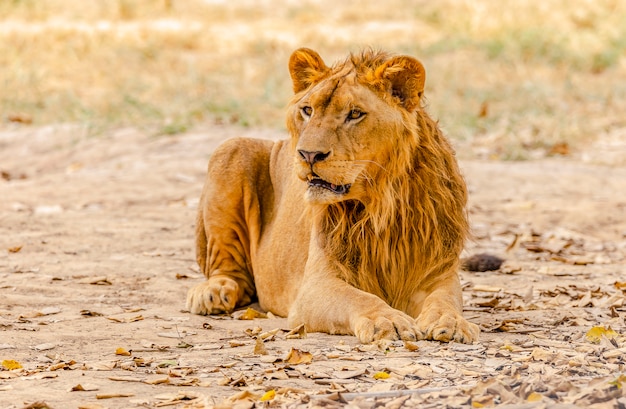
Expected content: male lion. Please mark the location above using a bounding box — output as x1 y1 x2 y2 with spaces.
186 48 480 343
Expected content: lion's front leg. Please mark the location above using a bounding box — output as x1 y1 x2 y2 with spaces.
289 280 419 344
288 248 420 344
186 273 252 315
414 274 480 343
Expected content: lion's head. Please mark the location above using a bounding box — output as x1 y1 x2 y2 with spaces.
286 48 426 205
285 48 468 308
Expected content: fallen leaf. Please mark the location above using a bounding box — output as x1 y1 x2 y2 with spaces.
285 348 313 365
373 371 390 380
87 361 117 371
144 377 169 385
404 341 419 352
585 326 618 344
8 245 23 253
40 306 61 315
96 393 134 399
49 361 76 371
115 347 131 356
609 374 626 389
2 359 22 370
80 310 103 317
259 328 281 340
70 384 99 392
285 324 307 339
527 392 543 402
227 390 260 403
153 391 202 404
80 276 112 285
244 327 263 337
254 337 268 355
473 285 502 292
238 307 267 320
260 389 276 401
108 315 144 323
614 281 626 291
156 360 178 368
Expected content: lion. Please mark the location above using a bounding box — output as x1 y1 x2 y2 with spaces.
186 48 480 344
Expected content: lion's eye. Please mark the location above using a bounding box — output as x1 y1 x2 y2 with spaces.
301 106 313 118
346 109 365 121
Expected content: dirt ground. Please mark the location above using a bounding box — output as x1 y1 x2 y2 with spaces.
1 125 625 409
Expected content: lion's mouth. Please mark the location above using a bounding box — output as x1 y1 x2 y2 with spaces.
307 175 351 195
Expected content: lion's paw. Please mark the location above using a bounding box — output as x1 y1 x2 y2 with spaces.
186 275 241 315
416 307 479 344
353 309 418 344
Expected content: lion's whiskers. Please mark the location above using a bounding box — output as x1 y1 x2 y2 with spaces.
353 159 388 174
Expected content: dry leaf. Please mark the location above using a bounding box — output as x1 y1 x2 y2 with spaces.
87 361 117 371
244 327 262 337
70 384 99 392
614 281 626 291
238 307 267 320
609 374 626 389
8 245 23 253
260 389 276 401
115 347 131 356
527 392 543 402
227 390 260 403
80 276 112 285
144 377 169 385
284 347 313 365
156 360 177 368
259 328 281 340
253 337 268 355
373 371 390 380
285 324 307 339
108 315 144 323
585 326 618 344
40 306 61 316
404 341 419 352
473 285 502 292
80 310 103 317
1 359 22 370
96 393 134 399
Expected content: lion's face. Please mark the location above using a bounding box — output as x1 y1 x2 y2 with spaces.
286 48 425 205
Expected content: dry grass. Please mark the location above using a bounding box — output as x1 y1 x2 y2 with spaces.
1 0 625 158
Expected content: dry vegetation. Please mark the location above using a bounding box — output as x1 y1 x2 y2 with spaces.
1 0 625 159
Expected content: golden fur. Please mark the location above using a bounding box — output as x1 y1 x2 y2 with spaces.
186 48 479 343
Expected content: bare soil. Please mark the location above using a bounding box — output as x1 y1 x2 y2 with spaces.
1 125 625 409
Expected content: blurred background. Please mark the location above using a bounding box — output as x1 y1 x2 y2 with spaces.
1 0 625 161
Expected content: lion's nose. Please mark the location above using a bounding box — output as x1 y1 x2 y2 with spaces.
298 150 330 165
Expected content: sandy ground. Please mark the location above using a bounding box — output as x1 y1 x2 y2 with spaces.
0 125 625 409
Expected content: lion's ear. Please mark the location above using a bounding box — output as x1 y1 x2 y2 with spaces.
289 48 330 93
377 56 425 112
